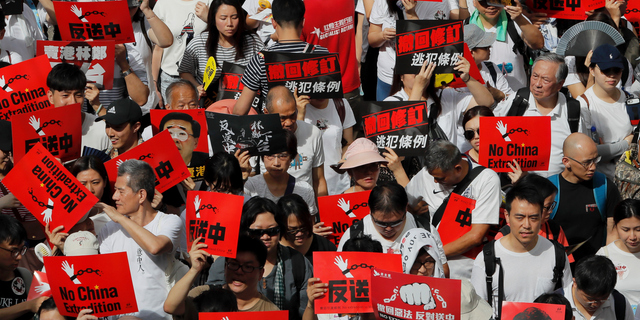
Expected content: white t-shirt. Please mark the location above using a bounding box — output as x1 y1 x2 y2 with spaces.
577 87 632 179
98 211 182 320
2 5 44 64
564 56 634 90
486 22 528 91
494 92 589 177
303 99 356 195
405 157 501 279
243 0 274 45
154 0 212 76
82 113 110 152
470 236 573 316
597 241 640 314
563 281 635 320
243 174 318 215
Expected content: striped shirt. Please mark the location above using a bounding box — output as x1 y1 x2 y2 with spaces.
178 31 264 85
0 182 36 222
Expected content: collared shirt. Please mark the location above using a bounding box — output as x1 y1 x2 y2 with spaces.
494 91 589 177
562 282 634 320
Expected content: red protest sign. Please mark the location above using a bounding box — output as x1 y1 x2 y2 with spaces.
0 55 52 121
12 103 82 164
3 143 99 231
626 2 640 35
371 268 461 320
27 271 51 301
313 251 402 314
44 252 138 318
501 302 565 320
186 191 243 258
437 193 480 259
150 109 209 154
53 1 135 44
200 311 289 320
37 40 116 90
525 0 605 20
478 116 551 172
318 191 371 246
104 130 191 193
435 43 484 89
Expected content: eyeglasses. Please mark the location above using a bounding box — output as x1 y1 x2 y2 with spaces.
286 227 309 236
0 245 27 258
247 226 280 238
264 153 290 161
543 201 557 212
168 127 194 142
411 258 436 272
567 155 601 169
464 128 480 141
371 213 406 228
226 260 262 273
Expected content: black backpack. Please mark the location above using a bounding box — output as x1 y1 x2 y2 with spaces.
483 239 566 320
484 61 498 86
506 87 581 133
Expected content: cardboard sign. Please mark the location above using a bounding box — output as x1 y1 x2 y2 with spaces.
3 0 24 15
186 191 243 258
263 52 343 99
361 101 430 156
525 0 605 20
318 191 372 246
44 252 138 318
478 116 551 172
200 311 289 320
435 43 484 88
218 62 262 109
54 0 135 44
27 271 51 301
37 40 116 90
12 103 82 164
0 55 53 121
104 130 191 193
206 111 288 156
313 252 402 314
371 268 461 320
626 2 640 36
501 302 566 320
395 20 464 74
3 143 99 231
438 193 480 259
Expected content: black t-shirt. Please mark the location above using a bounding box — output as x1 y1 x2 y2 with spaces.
305 234 337 265
553 174 620 263
0 269 31 320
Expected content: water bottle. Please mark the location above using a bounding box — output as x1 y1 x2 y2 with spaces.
590 126 599 144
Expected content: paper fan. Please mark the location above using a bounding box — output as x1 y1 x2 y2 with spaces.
556 21 625 57
82 146 111 163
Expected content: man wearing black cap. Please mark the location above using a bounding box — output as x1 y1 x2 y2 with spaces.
96 98 143 159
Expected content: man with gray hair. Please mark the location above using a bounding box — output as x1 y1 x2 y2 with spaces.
405 140 501 280
96 160 183 320
494 53 589 177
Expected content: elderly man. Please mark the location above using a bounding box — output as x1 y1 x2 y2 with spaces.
141 80 200 142
97 160 182 320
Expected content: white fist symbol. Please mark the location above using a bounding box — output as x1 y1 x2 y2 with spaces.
496 120 511 142
61 261 81 284
194 195 201 218
399 283 437 310
70 5 88 22
29 116 44 136
34 283 50 294
40 199 53 224
0 76 11 92
337 198 355 218
334 255 354 278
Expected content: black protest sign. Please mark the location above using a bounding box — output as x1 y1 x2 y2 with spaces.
361 101 430 156
395 20 464 74
263 52 343 98
206 112 288 156
3 0 24 15
218 62 261 109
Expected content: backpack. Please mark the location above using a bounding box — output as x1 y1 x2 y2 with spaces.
548 172 608 221
554 287 627 320
615 125 640 200
431 164 486 227
334 98 348 147
282 246 306 308
483 239 566 319
506 87 581 133
484 61 498 86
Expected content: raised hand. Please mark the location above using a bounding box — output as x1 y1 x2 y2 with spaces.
41 199 54 223
337 198 355 218
334 256 354 278
62 261 81 284
0 76 10 92
34 283 50 294
71 5 88 22
29 116 44 136
496 120 511 141
194 195 202 218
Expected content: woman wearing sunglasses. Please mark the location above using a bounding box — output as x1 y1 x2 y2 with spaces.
206 197 313 320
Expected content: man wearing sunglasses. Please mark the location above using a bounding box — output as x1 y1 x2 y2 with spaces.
548 133 621 264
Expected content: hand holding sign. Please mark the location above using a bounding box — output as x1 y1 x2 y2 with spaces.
504 0 523 20
412 61 436 100
189 237 211 273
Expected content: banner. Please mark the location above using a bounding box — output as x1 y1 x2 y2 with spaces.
626 1 640 35
27 271 51 301
53 0 135 44
313 252 402 314
200 311 289 320
44 252 138 318
186 191 243 258
525 0 605 20
218 62 262 110
478 116 551 172
263 52 343 98
361 101 430 156
317 191 371 246
37 40 116 90
437 193 480 259
206 111 288 156
371 268 461 320
501 302 565 320
104 130 191 193
3 143 99 230
12 103 82 163
395 20 463 74
0 55 52 121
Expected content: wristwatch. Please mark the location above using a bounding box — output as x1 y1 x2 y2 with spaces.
121 68 133 77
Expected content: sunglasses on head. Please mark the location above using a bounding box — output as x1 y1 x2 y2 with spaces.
464 128 479 141
247 226 280 238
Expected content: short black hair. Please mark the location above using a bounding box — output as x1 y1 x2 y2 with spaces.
343 235 383 253
262 129 297 160
237 235 268 267
159 112 201 138
193 285 238 312
37 298 74 320
277 194 314 236
0 9 6 31
534 293 573 320
0 215 26 247
369 181 408 217
240 197 287 237
272 0 305 29
46 63 87 92
513 307 552 320
574 255 617 297
505 182 545 214
516 173 558 199
203 152 244 195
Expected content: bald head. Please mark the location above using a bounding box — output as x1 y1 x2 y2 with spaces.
265 86 296 114
563 133 597 158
